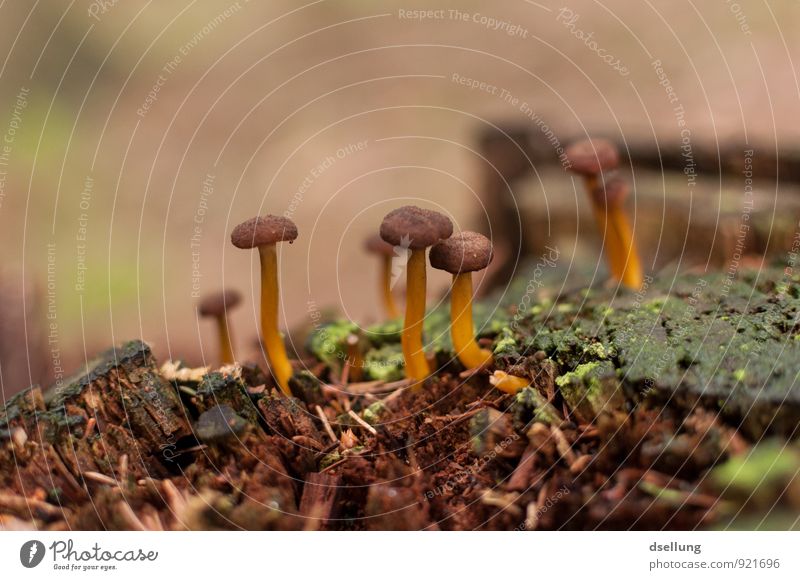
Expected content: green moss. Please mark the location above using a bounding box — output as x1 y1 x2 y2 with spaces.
555 361 601 387
555 360 621 421
320 451 342 469
305 265 800 438
363 344 404 382
365 318 403 346
582 342 611 359
711 440 800 496
511 386 560 429
492 327 518 357
307 320 359 365
362 402 386 425
310 299 511 380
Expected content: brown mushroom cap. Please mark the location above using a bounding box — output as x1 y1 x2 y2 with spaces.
591 174 629 206
565 138 619 176
364 233 396 257
231 215 298 249
198 289 242 317
429 231 493 274
379 206 453 249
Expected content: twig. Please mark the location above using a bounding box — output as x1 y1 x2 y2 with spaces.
173 444 208 457
550 425 577 467
162 479 187 514
116 501 146 531
82 417 96 440
10 428 27 447
118 454 128 481
84 471 119 487
319 457 348 473
140 512 164 531
344 380 386 394
340 362 351 386
431 407 483 425
315 405 338 443
347 409 377 435
0 492 63 519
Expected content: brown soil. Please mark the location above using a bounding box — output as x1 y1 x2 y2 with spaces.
0 340 747 531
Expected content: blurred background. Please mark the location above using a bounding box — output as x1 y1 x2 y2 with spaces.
0 0 798 394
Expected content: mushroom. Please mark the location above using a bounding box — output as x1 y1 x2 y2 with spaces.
565 138 643 290
429 231 494 369
565 138 619 191
231 215 298 395
590 174 643 290
379 206 452 383
198 289 242 365
364 234 400 319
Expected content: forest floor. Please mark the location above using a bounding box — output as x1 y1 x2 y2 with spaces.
2 264 800 530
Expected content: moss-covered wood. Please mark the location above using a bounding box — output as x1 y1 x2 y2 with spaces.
2 267 799 530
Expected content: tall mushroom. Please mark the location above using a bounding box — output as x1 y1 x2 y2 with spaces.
429 231 494 369
198 289 242 366
565 138 643 290
364 234 400 319
231 215 298 396
590 174 643 290
379 206 452 384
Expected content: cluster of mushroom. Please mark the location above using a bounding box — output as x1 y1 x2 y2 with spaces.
378 206 496 387
198 138 644 397
199 206 506 396
564 138 643 291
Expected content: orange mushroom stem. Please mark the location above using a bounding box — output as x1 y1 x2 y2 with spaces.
430 231 494 370
364 234 401 319
591 175 643 290
379 206 453 388
198 289 242 366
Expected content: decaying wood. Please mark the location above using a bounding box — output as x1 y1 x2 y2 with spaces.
298 472 341 530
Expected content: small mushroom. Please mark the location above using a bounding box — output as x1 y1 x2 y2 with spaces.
198 289 242 365
364 234 400 319
565 138 643 290
429 231 494 369
590 174 643 290
231 215 298 395
380 206 452 384
564 137 620 192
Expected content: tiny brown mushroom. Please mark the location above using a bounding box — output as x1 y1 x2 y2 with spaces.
379 206 452 384
430 232 494 369
380 205 453 249
198 289 242 365
564 138 620 185
364 234 400 319
231 215 298 395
